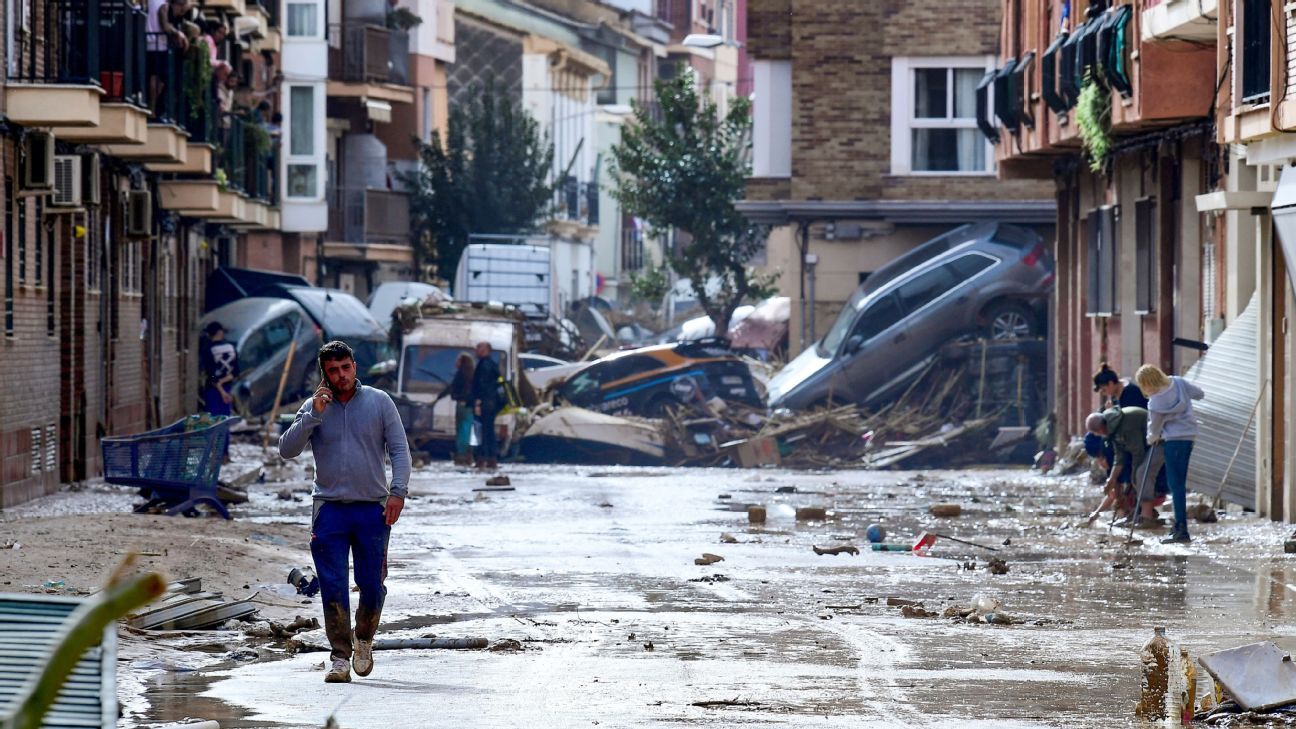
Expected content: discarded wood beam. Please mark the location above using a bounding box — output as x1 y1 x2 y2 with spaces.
691 699 762 708
812 545 859 556
372 637 488 651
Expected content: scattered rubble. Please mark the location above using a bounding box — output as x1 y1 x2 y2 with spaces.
987 558 1010 575
129 578 257 631
694 553 725 566
812 545 859 556
747 506 767 524
719 533 739 544
929 504 963 518
796 507 828 521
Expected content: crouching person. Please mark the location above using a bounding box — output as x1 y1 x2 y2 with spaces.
279 341 411 683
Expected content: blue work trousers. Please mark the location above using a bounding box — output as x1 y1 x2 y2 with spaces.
311 500 390 662
1162 440 1195 537
455 402 473 457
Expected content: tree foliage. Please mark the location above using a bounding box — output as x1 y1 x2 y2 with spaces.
406 80 553 278
611 72 775 334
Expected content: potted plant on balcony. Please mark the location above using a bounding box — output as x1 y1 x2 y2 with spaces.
1076 79 1111 173
183 39 214 119
386 7 422 30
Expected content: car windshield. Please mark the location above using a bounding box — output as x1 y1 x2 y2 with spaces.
819 286 869 356
400 346 503 395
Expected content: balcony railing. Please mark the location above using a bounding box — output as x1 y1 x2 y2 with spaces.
327 188 411 244
327 23 410 86
99 0 147 105
218 117 280 204
554 175 599 227
9 0 101 85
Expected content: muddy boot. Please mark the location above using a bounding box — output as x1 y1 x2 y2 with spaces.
324 658 351 683
353 637 374 677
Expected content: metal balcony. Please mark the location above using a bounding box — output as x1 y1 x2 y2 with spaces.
327 23 410 86
328 188 411 244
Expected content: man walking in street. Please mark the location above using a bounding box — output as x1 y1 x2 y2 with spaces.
471 341 503 470
279 341 411 684
200 321 238 416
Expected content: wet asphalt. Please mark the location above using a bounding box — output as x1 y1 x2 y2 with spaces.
123 462 1296 728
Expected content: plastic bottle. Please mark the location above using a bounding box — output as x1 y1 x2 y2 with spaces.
1135 627 1171 720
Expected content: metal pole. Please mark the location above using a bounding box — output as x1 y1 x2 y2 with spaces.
806 253 818 343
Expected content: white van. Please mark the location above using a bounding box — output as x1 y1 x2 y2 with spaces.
394 304 523 453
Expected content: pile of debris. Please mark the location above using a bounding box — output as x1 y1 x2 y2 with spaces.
127 578 256 631
655 338 1044 469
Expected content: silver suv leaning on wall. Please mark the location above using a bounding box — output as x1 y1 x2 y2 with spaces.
767 222 1054 411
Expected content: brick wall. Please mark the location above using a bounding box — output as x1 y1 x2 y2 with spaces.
752 0 1053 204
1 137 61 505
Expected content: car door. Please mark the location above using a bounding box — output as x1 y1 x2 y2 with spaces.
830 291 908 403
901 255 997 348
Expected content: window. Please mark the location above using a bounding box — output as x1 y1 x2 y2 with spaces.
949 252 997 281
1241 0 1271 103
561 369 603 405
752 60 792 177
891 57 996 175
87 211 103 292
851 293 905 343
1135 198 1157 314
895 263 959 314
1086 206 1118 316
121 241 140 295
289 86 315 156
286 2 320 37
286 85 319 199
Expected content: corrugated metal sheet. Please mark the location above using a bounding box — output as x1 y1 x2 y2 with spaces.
0 594 116 729
1185 294 1259 510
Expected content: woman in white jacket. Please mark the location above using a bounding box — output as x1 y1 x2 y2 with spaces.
1135 364 1205 544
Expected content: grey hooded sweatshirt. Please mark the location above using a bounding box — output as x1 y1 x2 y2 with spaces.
1146 376 1205 443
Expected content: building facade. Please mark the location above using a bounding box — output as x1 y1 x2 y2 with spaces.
2 0 284 505
739 0 1056 357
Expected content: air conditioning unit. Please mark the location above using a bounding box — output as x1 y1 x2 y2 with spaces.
50 155 83 208
81 153 101 206
23 131 54 191
126 190 152 238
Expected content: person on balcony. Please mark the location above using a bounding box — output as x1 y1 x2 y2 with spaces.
146 0 196 113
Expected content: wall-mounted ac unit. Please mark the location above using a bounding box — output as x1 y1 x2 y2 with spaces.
81 153 101 206
50 155 83 208
126 190 152 238
23 132 55 191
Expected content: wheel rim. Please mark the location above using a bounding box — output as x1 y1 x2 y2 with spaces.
991 311 1031 340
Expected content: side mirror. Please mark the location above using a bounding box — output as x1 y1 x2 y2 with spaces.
846 335 864 354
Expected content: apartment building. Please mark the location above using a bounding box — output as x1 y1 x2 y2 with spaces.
739 0 1056 357
1 0 285 505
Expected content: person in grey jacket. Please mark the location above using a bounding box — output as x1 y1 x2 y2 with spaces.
279 340 411 683
1136 364 1205 544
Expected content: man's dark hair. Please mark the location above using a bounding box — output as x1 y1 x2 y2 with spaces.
318 340 354 369
204 321 224 337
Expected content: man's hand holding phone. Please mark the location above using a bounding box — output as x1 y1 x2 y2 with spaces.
312 384 334 414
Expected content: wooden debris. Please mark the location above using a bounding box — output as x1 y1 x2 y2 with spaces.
747 506 767 524
694 553 725 566
796 507 828 521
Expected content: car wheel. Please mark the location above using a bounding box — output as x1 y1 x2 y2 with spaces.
985 302 1037 341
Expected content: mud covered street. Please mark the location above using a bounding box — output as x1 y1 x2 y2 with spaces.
7 456 1296 728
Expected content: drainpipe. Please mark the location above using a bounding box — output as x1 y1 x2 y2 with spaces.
797 220 810 350
805 252 819 344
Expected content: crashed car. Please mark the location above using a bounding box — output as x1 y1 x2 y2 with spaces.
554 339 762 417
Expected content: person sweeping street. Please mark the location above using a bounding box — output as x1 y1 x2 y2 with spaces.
1136 364 1205 544
279 341 411 683
1084 406 1167 527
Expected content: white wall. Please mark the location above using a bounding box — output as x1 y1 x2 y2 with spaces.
281 0 328 232
752 60 791 178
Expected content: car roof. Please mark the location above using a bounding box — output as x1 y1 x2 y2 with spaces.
861 222 1036 297
200 297 305 339
280 286 387 340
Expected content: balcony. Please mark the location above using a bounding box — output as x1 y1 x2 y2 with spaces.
550 175 600 234
1142 0 1217 42
5 0 104 127
325 187 412 262
49 0 149 144
217 117 280 205
326 23 414 104
993 0 1216 175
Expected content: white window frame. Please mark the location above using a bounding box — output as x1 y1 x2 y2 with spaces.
285 0 324 40
283 82 325 201
890 55 997 177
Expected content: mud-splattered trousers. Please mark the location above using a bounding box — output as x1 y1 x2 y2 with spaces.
311 500 391 662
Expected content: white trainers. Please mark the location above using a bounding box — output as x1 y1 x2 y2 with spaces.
353 638 374 677
324 658 351 683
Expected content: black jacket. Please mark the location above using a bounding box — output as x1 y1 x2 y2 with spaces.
472 356 503 410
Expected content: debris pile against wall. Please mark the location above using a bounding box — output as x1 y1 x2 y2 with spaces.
655 339 1046 469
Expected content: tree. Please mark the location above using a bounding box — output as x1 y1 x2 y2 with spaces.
406 80 553 278
611 72 775 334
